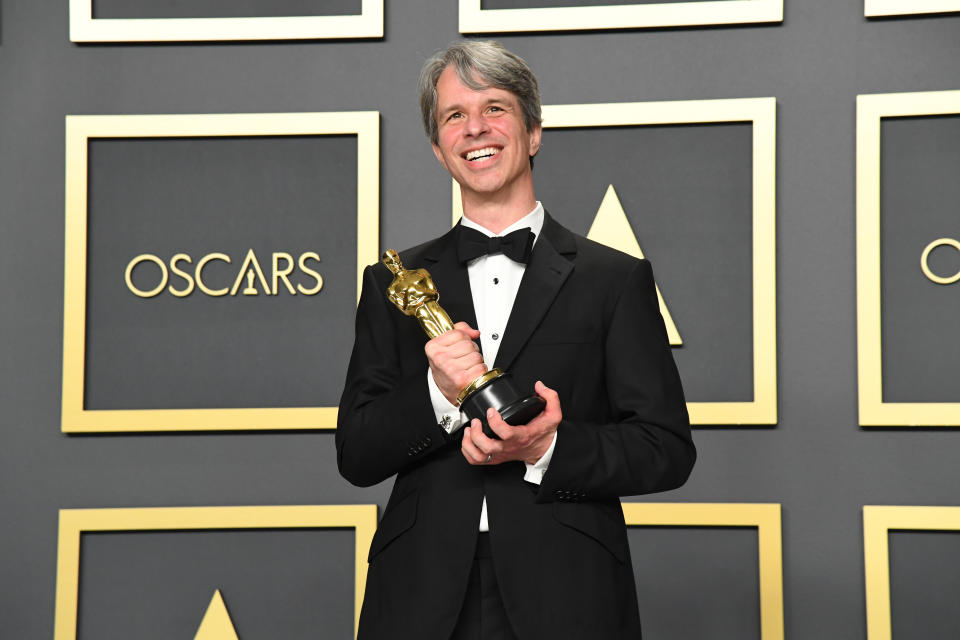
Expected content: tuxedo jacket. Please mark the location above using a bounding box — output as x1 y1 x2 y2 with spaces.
336 213 695 640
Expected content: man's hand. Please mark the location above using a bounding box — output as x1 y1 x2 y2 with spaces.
461 381 562 466
425 321 486 405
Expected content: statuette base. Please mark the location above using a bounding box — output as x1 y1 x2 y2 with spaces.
459 372 546 439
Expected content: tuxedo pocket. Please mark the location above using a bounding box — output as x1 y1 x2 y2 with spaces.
552 501 628 564
368 490 418 562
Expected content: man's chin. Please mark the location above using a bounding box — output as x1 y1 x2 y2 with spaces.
456 180 507 200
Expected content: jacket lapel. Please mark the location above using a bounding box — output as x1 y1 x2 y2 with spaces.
420 224 479 331
494 213 577 371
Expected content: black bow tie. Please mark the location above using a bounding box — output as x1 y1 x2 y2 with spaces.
457 226 535 264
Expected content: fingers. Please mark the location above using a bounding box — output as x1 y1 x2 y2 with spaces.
443 339 481 359
462 363 488 385
424 323 488 396
485 407 513 440
533 380 562 421
453 321 481 340
427 330 479 353
461 420 501 465
424 327 482 369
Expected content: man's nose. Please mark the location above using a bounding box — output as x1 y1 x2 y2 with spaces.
464 112 490 137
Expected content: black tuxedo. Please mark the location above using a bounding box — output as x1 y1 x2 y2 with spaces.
336 213 695 640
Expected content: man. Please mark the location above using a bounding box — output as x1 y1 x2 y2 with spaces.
337 41 695 640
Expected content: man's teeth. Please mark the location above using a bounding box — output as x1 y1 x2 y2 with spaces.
466 148 499 161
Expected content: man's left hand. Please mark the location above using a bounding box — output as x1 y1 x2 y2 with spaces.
461 380 561 466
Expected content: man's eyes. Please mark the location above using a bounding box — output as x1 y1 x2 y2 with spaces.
445 106 506 121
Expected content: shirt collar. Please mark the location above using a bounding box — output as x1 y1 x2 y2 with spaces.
460 202 544 245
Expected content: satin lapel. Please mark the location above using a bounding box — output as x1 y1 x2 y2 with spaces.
421 226 478 331
493 221 574 371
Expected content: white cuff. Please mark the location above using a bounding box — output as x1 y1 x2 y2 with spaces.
427 369 463 434
523 431 557 485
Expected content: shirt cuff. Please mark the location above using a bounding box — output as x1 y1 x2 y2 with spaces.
523 431 557 485
427 369 463 434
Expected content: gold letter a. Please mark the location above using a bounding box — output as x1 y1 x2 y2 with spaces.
586 185 683 346
194 590 240 640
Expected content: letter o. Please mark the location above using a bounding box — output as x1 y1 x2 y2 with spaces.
920 238 960 285
124 254 168 298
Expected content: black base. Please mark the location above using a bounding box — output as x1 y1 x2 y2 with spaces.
460 373 546 439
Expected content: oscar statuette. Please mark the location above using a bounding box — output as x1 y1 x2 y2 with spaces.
382 249 545 438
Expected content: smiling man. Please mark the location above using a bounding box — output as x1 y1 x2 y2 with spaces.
337 41 696 640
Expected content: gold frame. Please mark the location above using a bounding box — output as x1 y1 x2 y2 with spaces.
621 502 784 640
455 98 777 424
865 0 960 16
69 0 383 42
856 90 960 426
459 0 782 32
862 505 960 640
54 505 378 640
63 112 380 432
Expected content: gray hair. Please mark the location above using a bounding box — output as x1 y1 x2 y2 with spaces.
418 40 542 146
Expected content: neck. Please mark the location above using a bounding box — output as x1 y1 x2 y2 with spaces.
459 177 537 235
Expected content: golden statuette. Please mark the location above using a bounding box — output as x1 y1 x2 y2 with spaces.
382 249 455 339
381 249 545 436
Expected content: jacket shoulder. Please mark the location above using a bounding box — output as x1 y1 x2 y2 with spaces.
569 232 651 280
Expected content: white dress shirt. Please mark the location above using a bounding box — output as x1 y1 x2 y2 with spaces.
426 202 558 531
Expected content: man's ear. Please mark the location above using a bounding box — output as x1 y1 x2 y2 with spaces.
528 125 542 157
431 143 448 170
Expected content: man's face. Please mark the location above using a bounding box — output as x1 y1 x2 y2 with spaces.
431 66 541 201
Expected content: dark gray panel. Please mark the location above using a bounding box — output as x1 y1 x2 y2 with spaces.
92 0 361 19
880 115 960 403
77 529 355 640
535 123 754 402
3 1 960 639
630 526 760 639
890 530 960 640
84 136 358 410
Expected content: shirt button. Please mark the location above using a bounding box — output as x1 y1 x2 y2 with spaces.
493 277 499 285
492 333 499 340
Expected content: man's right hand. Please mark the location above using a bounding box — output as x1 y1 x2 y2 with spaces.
425 321 486 406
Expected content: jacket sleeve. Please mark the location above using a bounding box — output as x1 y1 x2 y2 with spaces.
536 259 696 503
336 264 454 487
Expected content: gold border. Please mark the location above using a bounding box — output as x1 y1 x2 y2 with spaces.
862 505 960 640
54 505 378 640
856 91 960 426
455 98 777 424
622 502 784 640
459 0 782 32
63 112 380 432
866 0 960 16
69 0 383 42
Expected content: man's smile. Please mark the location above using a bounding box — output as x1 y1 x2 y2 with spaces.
464 147 501 163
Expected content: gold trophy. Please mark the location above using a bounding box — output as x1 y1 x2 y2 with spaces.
382 249 546 437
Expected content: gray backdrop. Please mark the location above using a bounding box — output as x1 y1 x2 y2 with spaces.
1 1 960 638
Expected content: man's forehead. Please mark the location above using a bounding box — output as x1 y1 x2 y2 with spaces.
436 67 518 106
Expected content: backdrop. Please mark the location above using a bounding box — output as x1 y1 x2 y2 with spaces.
1 1 959 638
